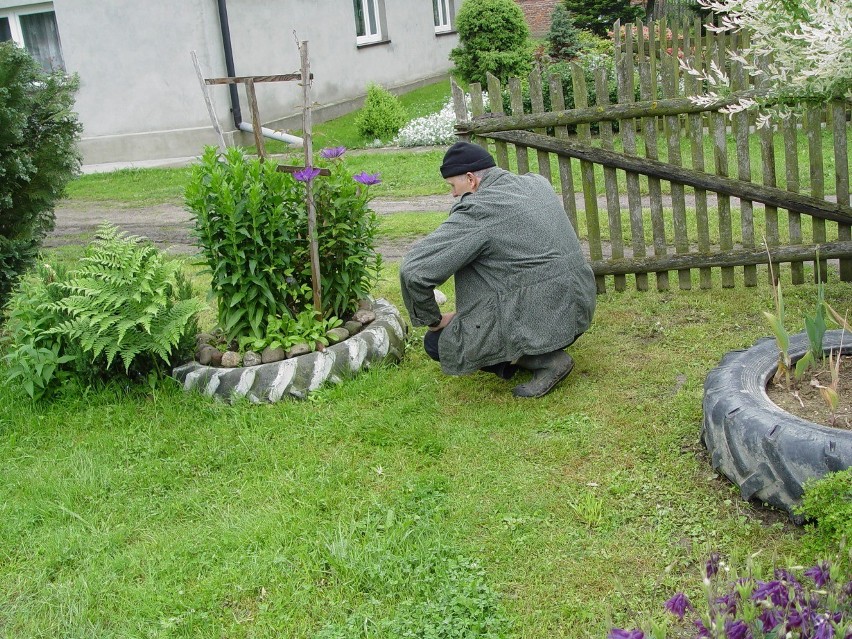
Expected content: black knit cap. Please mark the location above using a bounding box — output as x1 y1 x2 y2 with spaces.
439 141 496 178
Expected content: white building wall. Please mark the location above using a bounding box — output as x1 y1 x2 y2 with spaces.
34 0 458 164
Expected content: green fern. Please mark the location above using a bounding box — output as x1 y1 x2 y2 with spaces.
2 225 205 398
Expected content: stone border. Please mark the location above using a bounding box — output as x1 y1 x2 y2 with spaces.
172 299 407 402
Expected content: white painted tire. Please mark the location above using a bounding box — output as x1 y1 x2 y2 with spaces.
172 298 407 402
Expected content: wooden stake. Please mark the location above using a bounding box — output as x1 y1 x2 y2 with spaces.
190 50 227 151
299 40 323 317
244 78 267 160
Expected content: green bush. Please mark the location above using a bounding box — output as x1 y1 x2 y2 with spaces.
799 467 852 560
354 83 408 141
1 225 204 399
547 4 583 60
562 0 644 37
185 147 382 345
0 42 81 311
449 0 533 86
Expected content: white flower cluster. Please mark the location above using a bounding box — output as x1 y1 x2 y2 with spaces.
684 0 851 125
394 94 490 148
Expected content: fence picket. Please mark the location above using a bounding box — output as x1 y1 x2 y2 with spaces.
508 77 530 175
528 66 553 184
616 22 649 292
549 73 579 232
806 105 827 281
712 39 735 288
639 59 669 291
732 33 756 287
685 57 712 289
571 62 605 293
485 73 510 169
468 82 487 150
596 67 626 292
833 101 851 281
782 115 804 284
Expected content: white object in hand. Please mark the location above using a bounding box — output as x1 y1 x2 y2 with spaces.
434 289 448 305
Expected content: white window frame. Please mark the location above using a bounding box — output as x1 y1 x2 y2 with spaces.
433 0 454 34
354 0 384 45
0 2 64 71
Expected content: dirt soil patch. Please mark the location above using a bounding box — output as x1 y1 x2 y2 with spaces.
766 357 852 430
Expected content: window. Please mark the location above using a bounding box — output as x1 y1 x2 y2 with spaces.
433 0 454 33
0 3 64 72
353 0 384 45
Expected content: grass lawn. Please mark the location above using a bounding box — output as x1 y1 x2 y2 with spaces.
7 78 852 637
2 241 848 636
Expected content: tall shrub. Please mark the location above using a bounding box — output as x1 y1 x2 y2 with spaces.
185 147 382 342
449 0 533 86
0 42 81 311
562 0 644 36
355 83 407 141
547 4 583 60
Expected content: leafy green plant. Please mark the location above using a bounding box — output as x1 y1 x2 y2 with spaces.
237 309 343 353
449 0 533 86
354 83 407 141
2 226 203 399
798 468 852 561
0 42 81 311
547 4 583 60
185 146 381 343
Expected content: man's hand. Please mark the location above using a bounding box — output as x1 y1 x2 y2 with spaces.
428 312 456 332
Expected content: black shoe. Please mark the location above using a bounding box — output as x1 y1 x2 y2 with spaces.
512 350 574 398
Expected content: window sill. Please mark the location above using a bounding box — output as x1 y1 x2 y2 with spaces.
434 29 456 37
356 38 391 49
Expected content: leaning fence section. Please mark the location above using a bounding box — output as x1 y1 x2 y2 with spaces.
452 18 852 293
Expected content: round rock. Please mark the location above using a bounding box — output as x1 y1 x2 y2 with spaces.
261 346 286 364
326 327 350 344
196 344 218 365
220 350 241 368
344 320 362 335
351 309 376 324
243 351 262 367
286 343 311 358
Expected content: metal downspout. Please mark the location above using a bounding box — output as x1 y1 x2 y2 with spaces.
215 0 242 127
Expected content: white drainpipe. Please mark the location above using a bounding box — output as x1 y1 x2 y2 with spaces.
238 122 303 146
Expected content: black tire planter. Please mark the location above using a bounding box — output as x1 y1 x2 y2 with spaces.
702 329 852 521
172 298 407 403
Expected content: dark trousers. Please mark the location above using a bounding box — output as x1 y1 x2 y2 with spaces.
423 329 519 380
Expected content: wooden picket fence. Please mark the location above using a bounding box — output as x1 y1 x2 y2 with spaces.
451 18 852 293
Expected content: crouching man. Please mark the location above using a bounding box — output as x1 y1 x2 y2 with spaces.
399 141 596 398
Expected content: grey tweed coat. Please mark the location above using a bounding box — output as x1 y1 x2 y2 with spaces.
400 167 596 375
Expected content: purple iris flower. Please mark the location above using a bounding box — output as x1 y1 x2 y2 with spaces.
319 146 346 159
759 608 783 632
724 619 752 639
607 629 644 639
805 562 831 588
353 171 382 186
294 166 321 182
664 592 693 620
706 553 721 578
752 580 789 607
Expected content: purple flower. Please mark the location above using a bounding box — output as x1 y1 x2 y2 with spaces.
814 616 836 639
319 146 346 159
752 580 789 607
664 592 693 620
724 619 752 639
294 166 321 182
706 552 721 578
759 608 783 633
353 171 382 186
805 562 831 588
694 620 711 638
715 593 738 615
607 629 644 639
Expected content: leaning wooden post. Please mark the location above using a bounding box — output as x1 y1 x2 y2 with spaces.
450 78 470 142
299 40 323 316
190 50 227 151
